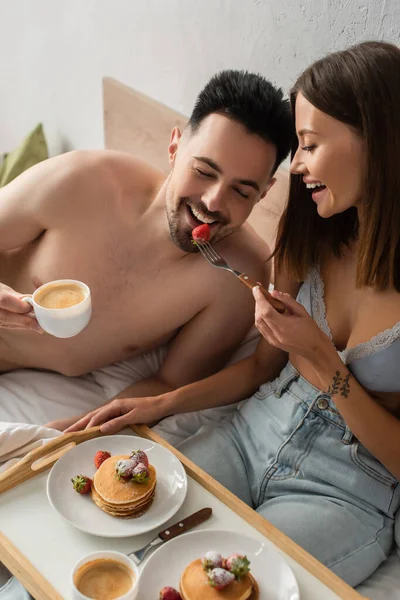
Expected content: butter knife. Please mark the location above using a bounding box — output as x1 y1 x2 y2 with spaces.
128 507 212 565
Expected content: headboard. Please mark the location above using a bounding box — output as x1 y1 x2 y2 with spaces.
103 77 288 251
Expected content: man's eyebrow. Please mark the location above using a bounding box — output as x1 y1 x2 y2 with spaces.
193 156 222 173
297 128 318 136
193 156 260 192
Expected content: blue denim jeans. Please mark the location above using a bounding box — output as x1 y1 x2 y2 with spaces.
178 361 400 587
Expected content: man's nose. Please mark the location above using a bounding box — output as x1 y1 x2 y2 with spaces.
202 182 226 213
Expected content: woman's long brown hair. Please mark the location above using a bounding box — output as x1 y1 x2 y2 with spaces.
274 41 400 291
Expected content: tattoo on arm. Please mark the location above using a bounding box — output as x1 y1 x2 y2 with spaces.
327 371 351 398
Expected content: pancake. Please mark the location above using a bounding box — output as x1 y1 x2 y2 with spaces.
93 455 156 504
91 486 155 512
179 559 259 600
91 454 156 519
91 486 155 518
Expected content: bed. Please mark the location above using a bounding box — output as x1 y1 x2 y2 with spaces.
0 77 399 598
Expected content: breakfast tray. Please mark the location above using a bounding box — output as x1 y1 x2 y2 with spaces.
0 424 366 600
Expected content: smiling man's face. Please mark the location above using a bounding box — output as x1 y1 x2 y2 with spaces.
165 113 277 252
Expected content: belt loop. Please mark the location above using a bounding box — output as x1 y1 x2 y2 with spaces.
275 368 298 398
341 424 353 445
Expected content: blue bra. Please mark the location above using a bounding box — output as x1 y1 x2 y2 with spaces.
297 267 400 393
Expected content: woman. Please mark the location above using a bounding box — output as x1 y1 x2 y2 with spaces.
68 41 400 586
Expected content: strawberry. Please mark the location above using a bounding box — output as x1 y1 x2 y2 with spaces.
159 587 182 600
131 462 149 483
115 458 137 480
192 223 210 244
225 554 250 579
71 475 92 494
208 567 235 590
202 551 223 571
129 449 149 468
94 450 111 469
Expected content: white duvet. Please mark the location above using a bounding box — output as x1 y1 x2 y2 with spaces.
0 329 399 598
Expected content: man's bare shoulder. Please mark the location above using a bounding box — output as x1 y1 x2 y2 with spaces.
60 150 165 196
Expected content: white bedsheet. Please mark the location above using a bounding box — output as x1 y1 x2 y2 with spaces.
0 422 60 472
0 328 399 598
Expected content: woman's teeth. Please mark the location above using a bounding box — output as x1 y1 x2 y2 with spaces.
189 205 216 224
306 182 325 189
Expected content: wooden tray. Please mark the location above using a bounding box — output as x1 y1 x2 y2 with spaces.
0 424 366 600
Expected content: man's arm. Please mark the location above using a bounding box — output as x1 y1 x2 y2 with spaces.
58 263 279 429
55 262 304 433
114 268 302 411
0 151 111 330
49 282 264 431
0 151 95 251
61 319 289 434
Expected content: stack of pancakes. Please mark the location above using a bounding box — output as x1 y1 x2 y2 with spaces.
91 454 156 518
180 559 259 600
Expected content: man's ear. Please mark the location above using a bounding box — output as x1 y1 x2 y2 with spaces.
168 127 182 167
257 177 277 202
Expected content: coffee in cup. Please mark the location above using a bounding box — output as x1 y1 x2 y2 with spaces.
35 282 86 309
21 279 92 338
74 558 134 600
71 550 138 600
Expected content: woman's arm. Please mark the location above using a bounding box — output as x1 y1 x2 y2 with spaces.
310 345 400 481
163 336 287 415
254 287 400 481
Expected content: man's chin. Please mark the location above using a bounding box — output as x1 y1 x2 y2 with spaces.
169 230 197 253
175 241 198 253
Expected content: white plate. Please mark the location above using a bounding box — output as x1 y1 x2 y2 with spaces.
138 529 299 600
46 435 187 537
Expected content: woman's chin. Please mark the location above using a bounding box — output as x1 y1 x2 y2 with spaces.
316 204 332 218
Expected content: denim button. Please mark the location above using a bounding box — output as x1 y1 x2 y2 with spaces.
317 398 329 410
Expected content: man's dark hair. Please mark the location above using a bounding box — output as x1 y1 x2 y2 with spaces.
188 70 292 173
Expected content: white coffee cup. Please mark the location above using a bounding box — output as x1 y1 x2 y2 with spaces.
21 279 91 338
71 550 139 600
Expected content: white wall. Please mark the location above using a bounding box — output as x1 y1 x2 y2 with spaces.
0 0 399 157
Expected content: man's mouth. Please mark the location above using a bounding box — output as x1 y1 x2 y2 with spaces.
187 204 218 226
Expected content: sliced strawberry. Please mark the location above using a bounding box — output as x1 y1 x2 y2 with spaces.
192 224 210 243
208 567 235 590
94 450 111 469
71 474 92 494
115 458 137 480
131 462 149 483
129 449 149 468
225 554 250 579
202 551 223 570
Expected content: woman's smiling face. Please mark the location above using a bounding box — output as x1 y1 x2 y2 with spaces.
290 92 365 218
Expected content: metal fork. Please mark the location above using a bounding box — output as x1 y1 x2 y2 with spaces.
197 241 285 313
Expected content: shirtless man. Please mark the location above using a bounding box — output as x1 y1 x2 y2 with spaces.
0 70 291 408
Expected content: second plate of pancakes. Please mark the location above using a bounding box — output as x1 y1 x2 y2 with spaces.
47 434 187 537
138 529 299 600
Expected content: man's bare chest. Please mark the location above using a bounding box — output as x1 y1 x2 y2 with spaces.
0 226 209 374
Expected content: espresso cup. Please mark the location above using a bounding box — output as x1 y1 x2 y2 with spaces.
21 279 91 338
71 550 139 600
